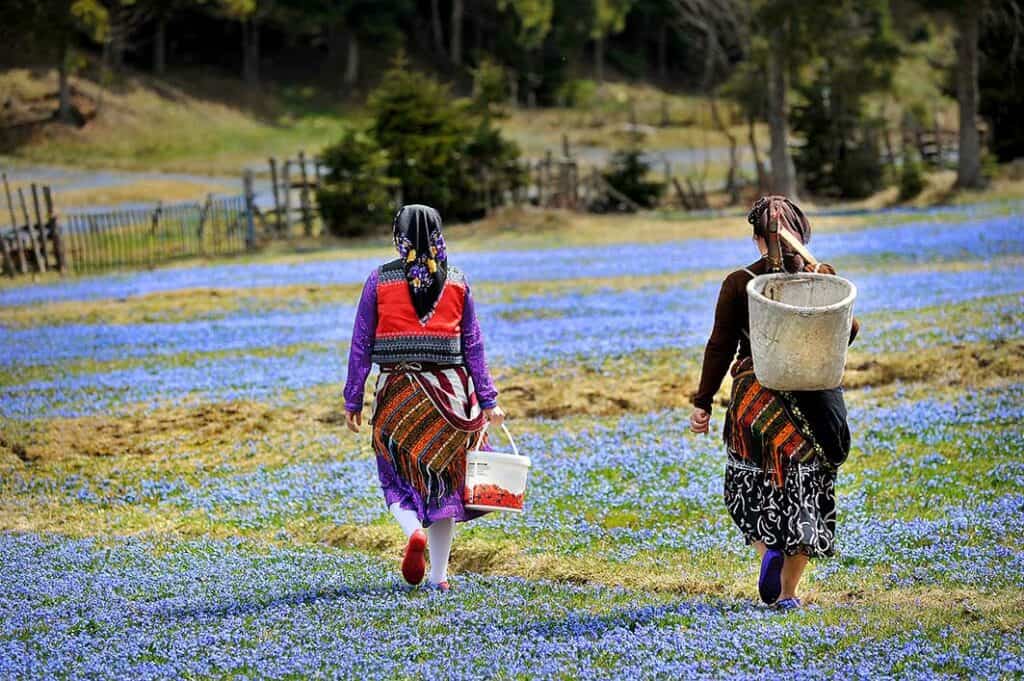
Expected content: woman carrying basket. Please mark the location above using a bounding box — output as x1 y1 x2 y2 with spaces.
689 196 860 610
344 204 504 592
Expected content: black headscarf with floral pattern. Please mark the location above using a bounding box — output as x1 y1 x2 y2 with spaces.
393 204 449 323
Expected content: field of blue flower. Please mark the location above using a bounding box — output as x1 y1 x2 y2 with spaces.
1 201 1022 679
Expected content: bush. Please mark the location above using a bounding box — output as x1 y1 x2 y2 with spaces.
366 54 521 221
898 151 926 201
318 54 523 230
793 82 887 199
555 79 598 108
317 131 396 238
601 147 664 210
471 57 510 115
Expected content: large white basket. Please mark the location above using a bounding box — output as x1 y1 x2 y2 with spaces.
747 273 857 391
464 424 531 513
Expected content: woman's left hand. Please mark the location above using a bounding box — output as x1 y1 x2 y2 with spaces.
483 405 505 427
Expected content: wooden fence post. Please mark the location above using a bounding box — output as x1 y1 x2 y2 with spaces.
2 174 16 228
569 161 579 210
17 188 44 273
43 187 67 275
544 150 553 207
2 174 19 273
86 215 98 272
298 150 313 236
268 157 282 235
149 202 163 269
281 160 292 236
243 170 257 250
0 230 13 277
31 184 49 269
197 194 212 256
65 214 79 275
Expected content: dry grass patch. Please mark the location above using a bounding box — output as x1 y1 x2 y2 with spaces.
0 283 363 327
7 339 1019 466
56 178 235 210
4 400 349 463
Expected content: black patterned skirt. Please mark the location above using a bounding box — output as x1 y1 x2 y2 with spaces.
723 449 837 557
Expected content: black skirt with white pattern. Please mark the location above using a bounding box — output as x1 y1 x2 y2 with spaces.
724 450 837 558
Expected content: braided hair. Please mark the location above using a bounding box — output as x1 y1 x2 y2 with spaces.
747 195 812 273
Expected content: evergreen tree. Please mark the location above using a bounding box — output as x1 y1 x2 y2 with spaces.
790 0 900 198
317 131 396 237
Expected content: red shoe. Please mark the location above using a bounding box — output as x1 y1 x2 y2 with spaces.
429 581 450 593
401 529 427 585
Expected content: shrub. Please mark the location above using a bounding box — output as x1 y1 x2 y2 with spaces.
364 54 521 221
556 79 599 108
793 82 887 199
601 147 664 210
316 131 396 238
471 57 510 115
898 151 926 201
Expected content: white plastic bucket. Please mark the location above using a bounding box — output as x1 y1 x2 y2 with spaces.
747 272 857 391
464 424 531 513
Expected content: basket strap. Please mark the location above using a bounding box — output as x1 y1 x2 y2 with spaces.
741 268 757 340
766 214 783 272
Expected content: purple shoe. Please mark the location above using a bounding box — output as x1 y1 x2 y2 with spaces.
774 597 802 611
758 549 783 604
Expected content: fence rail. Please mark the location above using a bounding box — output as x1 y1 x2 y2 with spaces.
61 195 251 275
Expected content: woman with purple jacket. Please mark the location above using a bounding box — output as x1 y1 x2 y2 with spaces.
343 205 504 592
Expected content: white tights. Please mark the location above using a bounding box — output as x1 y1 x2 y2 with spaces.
389 502 422 537
426 518 455 585
388 503 455 585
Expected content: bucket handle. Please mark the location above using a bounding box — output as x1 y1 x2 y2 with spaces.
471 422 520 457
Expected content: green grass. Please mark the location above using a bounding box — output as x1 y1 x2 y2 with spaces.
1 68 356 175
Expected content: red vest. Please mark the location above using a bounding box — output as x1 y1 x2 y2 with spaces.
372 260 466 365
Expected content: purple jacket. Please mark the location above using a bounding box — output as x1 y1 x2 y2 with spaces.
343 268 499 413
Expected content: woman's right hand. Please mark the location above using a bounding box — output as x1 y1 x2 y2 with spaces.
346 410 362 433
483 405 505 428
805 261 836 275
689 408 710 434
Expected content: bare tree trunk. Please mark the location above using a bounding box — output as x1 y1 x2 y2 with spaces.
710 97 740 204
344 32 359 86
326 20 343 65
767 47 796 198
594 36 605 83
154 16 167 75
658 24 667 81
473 6 483 54
242 19 260 86
431 0 445 53
749 114 768 193
109 5 125 74
955 3 983 188
57 38 74 123
450 0 464 66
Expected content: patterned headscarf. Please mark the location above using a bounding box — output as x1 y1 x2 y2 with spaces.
393 204 448 323
747 195 812 273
